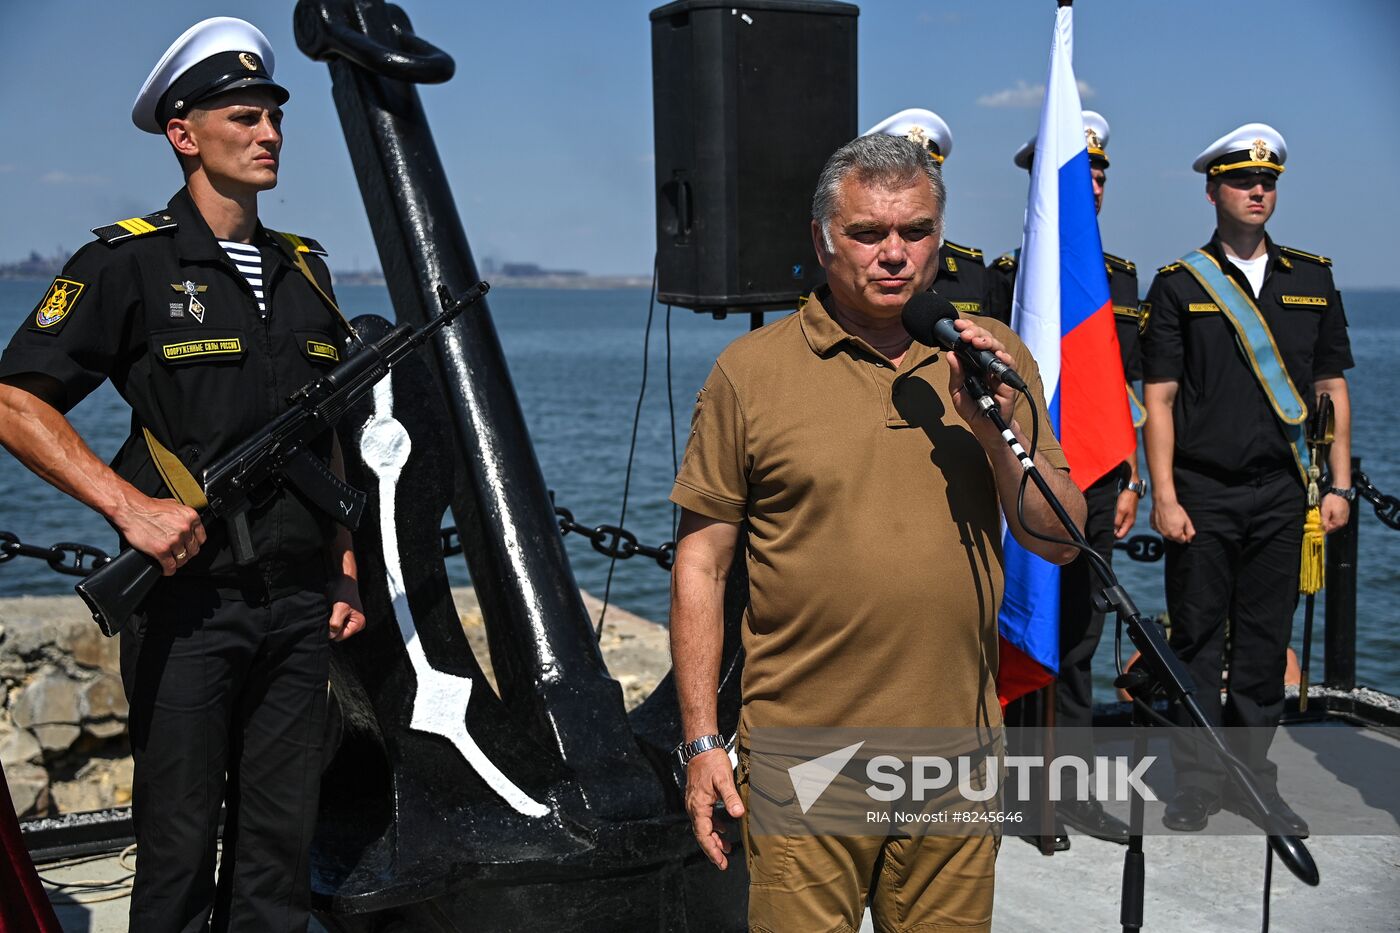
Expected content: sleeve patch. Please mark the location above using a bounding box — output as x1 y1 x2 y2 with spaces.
28 277 87 333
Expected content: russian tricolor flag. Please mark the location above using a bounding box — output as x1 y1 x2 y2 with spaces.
997 3 1136 706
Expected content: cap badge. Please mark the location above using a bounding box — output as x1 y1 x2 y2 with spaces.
1251 138 1271 162
904 125 930 150
171 280 209 324
238 52 259 72
1085 128 1103 151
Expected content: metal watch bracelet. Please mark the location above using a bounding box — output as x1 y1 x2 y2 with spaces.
675 734 726 765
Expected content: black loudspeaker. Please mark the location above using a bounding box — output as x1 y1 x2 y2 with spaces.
650 0 859 314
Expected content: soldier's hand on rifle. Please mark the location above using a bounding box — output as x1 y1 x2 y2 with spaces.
114 494 205 576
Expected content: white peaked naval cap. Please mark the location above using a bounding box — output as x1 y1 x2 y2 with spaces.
864 108 954 163
1192 123 1288 177
1014 110 1111 170
132 17 287 134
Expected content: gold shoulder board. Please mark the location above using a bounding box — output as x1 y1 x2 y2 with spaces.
1278 245 1332 267
942 240 984 260
271 230 329 256
1103 251 1136 273
91 211 178 245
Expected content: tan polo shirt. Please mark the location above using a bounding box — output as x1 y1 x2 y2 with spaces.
671 291 1068 737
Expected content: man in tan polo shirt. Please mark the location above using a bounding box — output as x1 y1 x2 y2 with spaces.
669 133 1085 932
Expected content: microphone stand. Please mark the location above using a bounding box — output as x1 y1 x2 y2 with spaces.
960 373 1319 931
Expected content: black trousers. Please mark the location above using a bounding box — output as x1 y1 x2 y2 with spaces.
1165 466 1303 795
121 576 330 933
1054 468 1125 765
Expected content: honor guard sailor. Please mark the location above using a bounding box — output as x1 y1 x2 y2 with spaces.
1141 123 1353 837
865 109 993 316
991 110 1142 850
0 17 365 931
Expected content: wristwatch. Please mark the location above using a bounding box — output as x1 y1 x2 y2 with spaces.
675 734 726 765
1124 479 1148 498
1326 485 1357 502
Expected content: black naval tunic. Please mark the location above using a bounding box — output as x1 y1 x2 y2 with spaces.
0 187 346 930
932 240 991 317
1141 233 1353 791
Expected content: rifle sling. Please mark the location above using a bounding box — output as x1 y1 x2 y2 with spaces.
142 427 207 510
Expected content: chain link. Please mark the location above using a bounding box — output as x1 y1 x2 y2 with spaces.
551 506 675 571
0 531 111 577
442 505 675 570
1355 469 1400 531
1115 534 1165 563
8 469 1399 583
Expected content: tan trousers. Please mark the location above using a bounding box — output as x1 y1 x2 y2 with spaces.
739 757 998 932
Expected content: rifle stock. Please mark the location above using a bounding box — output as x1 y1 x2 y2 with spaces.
73 280 488 636
75 548 165 637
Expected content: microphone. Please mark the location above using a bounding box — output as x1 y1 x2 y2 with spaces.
901 291 1028 392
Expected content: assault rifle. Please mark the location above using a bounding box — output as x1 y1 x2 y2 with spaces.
75 281 489 637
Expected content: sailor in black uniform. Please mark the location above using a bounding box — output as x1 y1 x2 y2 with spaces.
1142 123 1353 836
0 18 365 931
864 109 992 316
992 111 1142 849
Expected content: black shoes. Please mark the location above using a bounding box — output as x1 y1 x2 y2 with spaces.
1162 787 1221 832
1224 789 1310 838
1058 797 1131 845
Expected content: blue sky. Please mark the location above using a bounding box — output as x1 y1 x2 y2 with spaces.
2 1 1398 286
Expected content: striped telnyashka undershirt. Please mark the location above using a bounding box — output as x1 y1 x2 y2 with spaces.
218 240 266 316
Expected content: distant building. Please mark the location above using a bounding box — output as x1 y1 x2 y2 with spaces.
500 262 585 278
0 250 69 280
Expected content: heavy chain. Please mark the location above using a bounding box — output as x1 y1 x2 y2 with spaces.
551 506 675 571
0 531 111 577
440 503 675 571
1355 469 1400 531
1115 534 1164 562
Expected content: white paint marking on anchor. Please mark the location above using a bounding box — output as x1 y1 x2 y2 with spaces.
359 378 549 818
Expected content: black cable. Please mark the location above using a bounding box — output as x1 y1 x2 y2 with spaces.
998 383 1262 779
1008 385 1087 555
598 256 658 639
666 303 679 542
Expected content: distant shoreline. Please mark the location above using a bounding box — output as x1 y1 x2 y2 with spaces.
0 270 651 291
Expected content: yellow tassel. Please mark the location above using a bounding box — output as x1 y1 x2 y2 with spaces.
1299 506 1325 595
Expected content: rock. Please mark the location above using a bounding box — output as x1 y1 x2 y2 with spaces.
67 620 119 671
11 667 83 754
50 778 106 814
30 723 81 753
4 762 49 818
0 724 43 768
80 672 128 739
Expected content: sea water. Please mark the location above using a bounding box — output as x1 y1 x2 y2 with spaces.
1 282 1396 697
